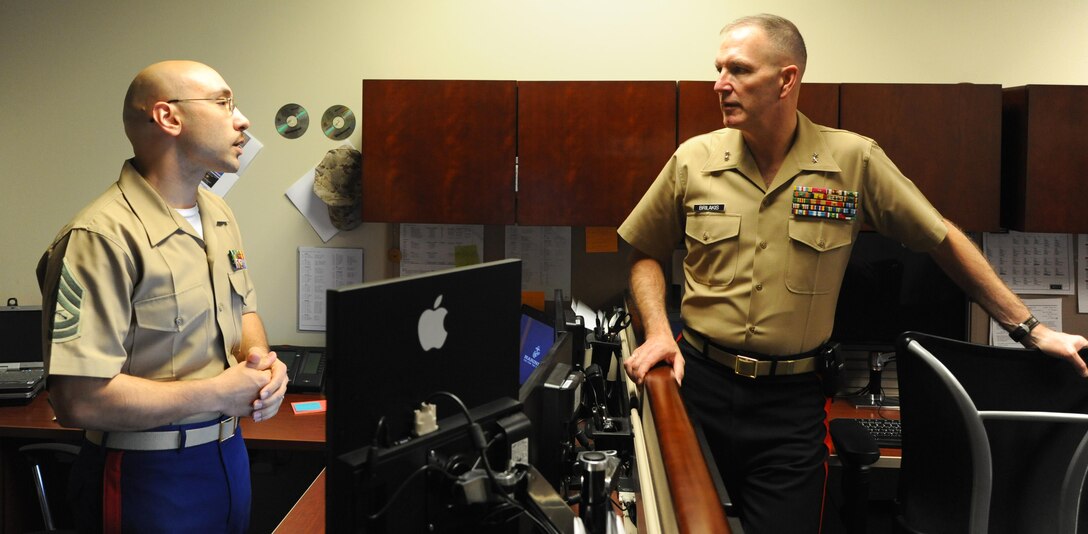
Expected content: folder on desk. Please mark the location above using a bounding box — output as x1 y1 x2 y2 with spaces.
0 305 45 402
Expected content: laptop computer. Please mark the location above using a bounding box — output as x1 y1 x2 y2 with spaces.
0 305 46 402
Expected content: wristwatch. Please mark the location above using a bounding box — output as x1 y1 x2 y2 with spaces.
1008 314 1040 343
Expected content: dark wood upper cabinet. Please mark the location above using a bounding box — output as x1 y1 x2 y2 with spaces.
361 80 517 224
1001 85 1088 233
517 81 677 227
677 81 840 143
839 84 1002 232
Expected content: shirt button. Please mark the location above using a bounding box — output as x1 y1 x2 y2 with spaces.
818 240 826 248
218 303 225 312
175 317 183 326
748 326 757 334
703 232 709 241
755 283 763 291
759 241 768 250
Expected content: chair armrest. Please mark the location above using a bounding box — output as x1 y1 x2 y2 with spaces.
979 411 1088 424
829 419 880 468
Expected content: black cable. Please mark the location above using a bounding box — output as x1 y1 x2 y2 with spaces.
365 463 458 521
371 415 388 447
425 391 556 534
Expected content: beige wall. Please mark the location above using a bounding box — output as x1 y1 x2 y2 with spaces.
2 0 1086 345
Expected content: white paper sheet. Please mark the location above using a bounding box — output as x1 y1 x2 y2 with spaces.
983 231 1075 295
989 298 1063 348
200 130 263 196
297 246 364 331
504 226 572 297
399 224 484 276
285 169 339 242
1079 235 1088 314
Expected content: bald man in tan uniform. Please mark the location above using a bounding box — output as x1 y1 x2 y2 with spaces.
620 14 1088 534
37 60 287 533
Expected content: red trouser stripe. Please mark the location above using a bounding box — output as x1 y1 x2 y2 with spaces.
818 396 833 534
103 450 124 534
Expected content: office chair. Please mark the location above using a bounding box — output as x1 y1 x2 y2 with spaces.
19 442 81 533
895 331 1088 534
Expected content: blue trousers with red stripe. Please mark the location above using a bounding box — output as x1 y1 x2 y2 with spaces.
678 337 830 534
68 419 251 534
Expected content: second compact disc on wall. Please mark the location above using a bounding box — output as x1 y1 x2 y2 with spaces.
321 105 356 141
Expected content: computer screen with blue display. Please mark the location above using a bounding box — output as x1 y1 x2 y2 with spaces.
519 306 556 385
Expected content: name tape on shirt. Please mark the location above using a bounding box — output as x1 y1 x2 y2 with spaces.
792 186 859 221
694 204 726 214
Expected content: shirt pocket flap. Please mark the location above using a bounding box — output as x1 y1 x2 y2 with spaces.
686 213 742 246
788 219 852 253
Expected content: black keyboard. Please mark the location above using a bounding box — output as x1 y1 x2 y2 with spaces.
849 417 902 448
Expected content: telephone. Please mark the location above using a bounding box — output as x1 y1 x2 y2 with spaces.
271 345 326 393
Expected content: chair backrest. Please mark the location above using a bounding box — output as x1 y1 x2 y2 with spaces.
896 332 993 534
897 332 1088 534
19 442 81 533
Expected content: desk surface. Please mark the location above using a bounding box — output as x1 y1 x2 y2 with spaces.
827 398 902 468
274 469 325 534
0 391 326 450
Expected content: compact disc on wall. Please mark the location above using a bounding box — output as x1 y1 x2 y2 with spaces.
321 105 356 140
275 103 309 139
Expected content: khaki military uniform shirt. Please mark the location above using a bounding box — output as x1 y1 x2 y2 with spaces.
37 160 257 381
619 112 947 356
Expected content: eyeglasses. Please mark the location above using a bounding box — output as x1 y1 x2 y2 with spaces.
148 96 235 122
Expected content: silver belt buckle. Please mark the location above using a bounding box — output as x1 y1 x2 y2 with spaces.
219 417 236 442
734 354 759 378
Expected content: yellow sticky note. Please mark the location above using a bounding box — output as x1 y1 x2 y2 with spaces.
585 227 619 253
454 245 480 266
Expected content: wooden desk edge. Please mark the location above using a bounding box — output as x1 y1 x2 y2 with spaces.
274 469 326 534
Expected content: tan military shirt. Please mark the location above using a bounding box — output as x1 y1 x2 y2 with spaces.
37 160 257 381
619 112 947 356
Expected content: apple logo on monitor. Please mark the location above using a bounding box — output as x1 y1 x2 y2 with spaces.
418 295 449 351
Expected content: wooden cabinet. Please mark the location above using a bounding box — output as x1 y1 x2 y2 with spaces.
1001 85 1088 233
361 80 517 224
361 81 1009 231
677 81 840 143
517 81 676 226
839 84 1003 231
362 80 674 227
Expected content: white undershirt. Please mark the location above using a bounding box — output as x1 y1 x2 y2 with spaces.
176 205 203 239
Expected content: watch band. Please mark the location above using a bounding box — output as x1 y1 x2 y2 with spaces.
1009 314 1040 343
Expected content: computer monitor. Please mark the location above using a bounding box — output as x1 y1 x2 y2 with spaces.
0 305 43 365
832 231 969 351
518 330 581 491
519 305 556 385
325 259 522 533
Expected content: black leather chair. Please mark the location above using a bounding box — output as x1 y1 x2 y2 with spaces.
894 331 1088 534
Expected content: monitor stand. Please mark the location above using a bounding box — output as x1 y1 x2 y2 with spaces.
847 351 900 410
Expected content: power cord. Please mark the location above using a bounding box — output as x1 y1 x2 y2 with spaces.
427 391 558 534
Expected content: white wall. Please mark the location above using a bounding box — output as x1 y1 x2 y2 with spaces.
2 0 1086 345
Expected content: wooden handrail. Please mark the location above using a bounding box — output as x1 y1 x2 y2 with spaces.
644 366 731 534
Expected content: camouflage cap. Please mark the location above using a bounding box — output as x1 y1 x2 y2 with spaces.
313 146 362 230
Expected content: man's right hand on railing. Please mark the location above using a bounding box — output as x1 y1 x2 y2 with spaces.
623 332 685 386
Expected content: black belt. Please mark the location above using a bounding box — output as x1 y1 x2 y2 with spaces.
682 329 819 378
